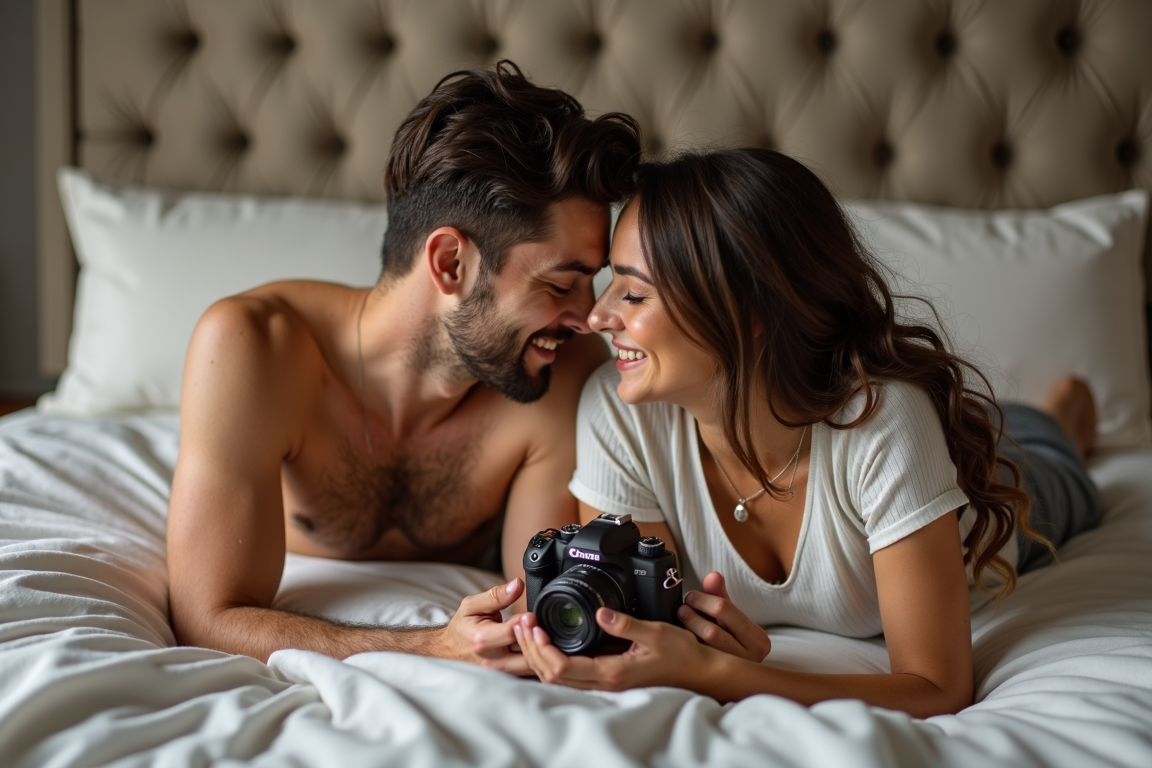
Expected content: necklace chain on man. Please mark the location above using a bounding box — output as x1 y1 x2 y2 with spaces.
355 289 374 458
707 425 807 523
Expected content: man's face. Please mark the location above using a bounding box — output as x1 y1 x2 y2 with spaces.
443 198 609 403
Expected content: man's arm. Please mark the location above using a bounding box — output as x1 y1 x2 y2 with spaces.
166 297 526 668
500 335 610 605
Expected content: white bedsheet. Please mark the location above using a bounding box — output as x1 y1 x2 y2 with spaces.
0 410 1149 767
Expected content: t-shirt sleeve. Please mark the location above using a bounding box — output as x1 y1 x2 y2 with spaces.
846 382 971 553
568 363 666 522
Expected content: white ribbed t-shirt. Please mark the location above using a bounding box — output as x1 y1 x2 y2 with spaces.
569 363 986 638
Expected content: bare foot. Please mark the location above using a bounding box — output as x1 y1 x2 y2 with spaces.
1040 376 1096 460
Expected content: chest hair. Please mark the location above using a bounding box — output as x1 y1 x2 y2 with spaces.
296 436 485 554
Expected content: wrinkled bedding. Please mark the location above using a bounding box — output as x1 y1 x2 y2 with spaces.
0 410 1150 767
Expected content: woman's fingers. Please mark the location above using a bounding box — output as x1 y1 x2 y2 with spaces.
677 604 746 656
515 615 562 680
683 582 771 661
701 571 732 601
515 615 614 687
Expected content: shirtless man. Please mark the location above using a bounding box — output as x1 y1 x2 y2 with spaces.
166 62 641 673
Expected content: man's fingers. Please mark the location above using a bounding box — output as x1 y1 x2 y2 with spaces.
459 578 522 617
479 648 533 676
467 613 518 652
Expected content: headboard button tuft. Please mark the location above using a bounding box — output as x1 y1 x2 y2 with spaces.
586 31 603 53
483 36 500 57
934 31 955 58
1056 27 1079 55
226 133 250 153
374 33 396 55
873 142 894 168
136 128 155 148
816 30 836 54
991 142 1013 169
700 30 719 54
1117 140 1139 168
175 30 200 53
275 35 297 56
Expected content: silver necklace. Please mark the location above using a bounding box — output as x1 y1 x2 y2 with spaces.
706 425 807 523
355 289 374 457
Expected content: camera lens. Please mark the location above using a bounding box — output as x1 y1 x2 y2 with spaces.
555 601 584 629
535 564 626 654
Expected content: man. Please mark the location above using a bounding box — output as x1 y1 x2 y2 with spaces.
166 61 640 674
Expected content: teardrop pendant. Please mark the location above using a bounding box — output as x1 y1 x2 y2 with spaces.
733 500 749 523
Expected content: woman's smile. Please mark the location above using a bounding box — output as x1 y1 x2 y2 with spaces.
589 202 715 407
614 342 648 367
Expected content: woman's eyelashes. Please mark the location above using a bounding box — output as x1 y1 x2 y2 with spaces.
621 291 646 305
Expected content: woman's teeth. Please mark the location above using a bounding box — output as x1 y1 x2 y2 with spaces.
617 348 647 361
531 337 559 351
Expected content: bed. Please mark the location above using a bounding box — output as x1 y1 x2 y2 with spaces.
7 0 1152 766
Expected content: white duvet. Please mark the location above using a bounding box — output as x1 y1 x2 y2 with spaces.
0 410 1150 767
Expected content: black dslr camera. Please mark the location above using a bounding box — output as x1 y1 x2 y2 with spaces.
523 513 684 656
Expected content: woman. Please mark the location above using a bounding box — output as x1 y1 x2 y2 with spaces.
513 148 1102 716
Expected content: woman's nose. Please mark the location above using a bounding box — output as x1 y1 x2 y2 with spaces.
588 291 620 334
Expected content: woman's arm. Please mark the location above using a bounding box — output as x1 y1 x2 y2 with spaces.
517 511 974 717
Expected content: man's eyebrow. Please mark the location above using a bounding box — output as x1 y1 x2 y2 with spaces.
613 264 653 283
545 259 600 276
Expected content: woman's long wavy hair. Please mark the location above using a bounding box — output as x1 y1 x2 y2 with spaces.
632 148 1043 596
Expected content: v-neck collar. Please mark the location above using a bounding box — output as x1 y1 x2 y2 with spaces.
687 414 818 590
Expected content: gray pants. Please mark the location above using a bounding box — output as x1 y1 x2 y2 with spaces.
996 403 1103 573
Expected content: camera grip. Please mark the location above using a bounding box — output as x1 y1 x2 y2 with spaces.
524 571 550 612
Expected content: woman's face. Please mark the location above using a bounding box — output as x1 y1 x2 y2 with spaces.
588 202 717 407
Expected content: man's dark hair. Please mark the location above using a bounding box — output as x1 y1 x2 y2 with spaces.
381 60 641 280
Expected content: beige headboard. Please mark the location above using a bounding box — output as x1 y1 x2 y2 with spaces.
37 0 1152 377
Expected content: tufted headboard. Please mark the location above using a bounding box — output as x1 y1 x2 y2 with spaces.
36 0 1152 376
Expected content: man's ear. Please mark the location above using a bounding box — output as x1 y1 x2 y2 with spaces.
424 227 476 297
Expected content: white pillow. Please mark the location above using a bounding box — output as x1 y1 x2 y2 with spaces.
274 554 506 626
42 168 387 414
845 190 1150 450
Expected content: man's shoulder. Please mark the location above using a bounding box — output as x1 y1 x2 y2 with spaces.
194 280 354 359
194 293 305 363
185 283 336 406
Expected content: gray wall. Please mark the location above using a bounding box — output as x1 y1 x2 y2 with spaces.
0 0 56 397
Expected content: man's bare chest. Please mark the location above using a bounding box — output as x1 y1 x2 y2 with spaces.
281 419 519 562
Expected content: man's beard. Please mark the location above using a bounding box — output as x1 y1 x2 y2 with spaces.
437 277 568 404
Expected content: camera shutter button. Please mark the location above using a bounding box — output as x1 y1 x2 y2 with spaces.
558 524 581 541
638 537 665 557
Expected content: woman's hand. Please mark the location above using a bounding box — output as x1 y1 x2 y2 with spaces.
514 608 721 691
677 572 771 663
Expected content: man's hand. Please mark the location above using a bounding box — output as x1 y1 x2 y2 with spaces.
432 578 530 674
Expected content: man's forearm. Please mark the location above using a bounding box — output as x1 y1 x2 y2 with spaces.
174 605 447 663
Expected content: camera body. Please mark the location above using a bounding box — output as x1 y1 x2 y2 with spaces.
523 513 684 655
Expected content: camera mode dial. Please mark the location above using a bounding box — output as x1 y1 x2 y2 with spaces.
558 524 581 541
638 536 665 557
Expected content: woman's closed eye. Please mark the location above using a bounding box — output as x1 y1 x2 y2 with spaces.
622 292 647 305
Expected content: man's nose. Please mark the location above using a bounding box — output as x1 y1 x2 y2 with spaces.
560 285 597 334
